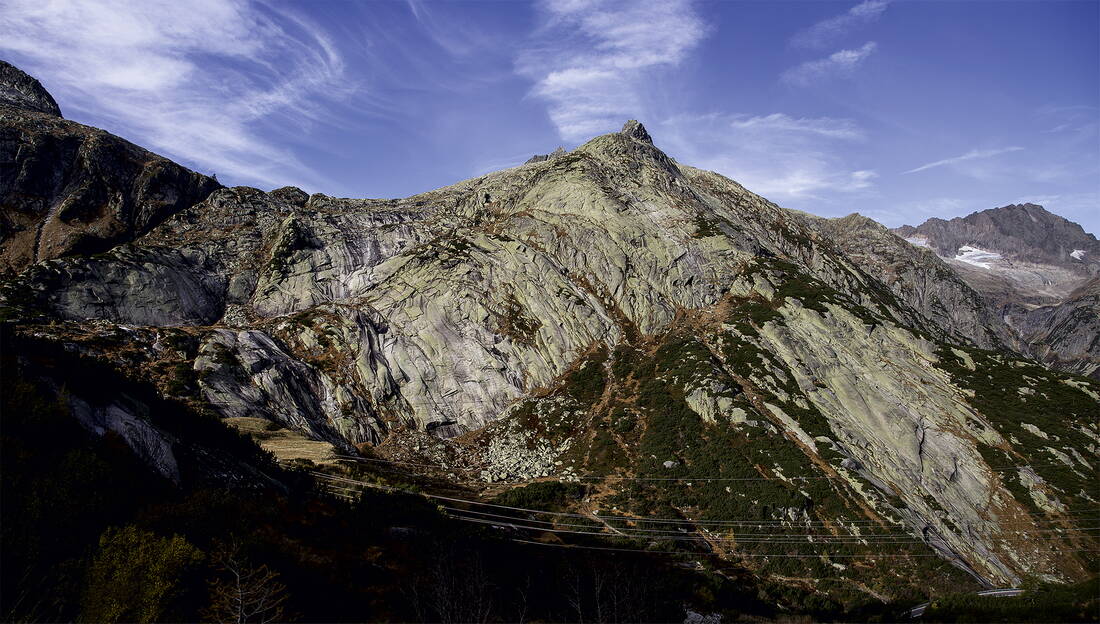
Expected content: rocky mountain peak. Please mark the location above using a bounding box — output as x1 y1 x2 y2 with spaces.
523 146 566 164
0 60 62 117
620 119 653 144
892 203 1099 377
895 203 1099 266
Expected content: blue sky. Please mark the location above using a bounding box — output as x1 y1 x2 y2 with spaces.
2 0 1097 233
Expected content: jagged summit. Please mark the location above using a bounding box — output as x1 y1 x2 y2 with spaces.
0 60 62 117
524 120 653 164
524 146 565 164
620 119 653 144
895 202 1099 264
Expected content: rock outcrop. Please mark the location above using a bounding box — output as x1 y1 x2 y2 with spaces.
0 60 220 274
810 213 1010 350
1010 277 1100 379
0 60 61 116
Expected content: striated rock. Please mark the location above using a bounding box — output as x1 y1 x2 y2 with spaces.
524 146 566 164
810 212 1009 350
195 329 375 449
69 394 180 483
1010 277 1100 379
19 246 226 325
620 119 653 144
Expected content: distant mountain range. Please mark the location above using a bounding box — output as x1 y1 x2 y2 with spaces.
895 205 1099 379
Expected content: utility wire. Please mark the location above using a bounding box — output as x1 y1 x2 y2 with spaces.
329 453 1094 483
310 471 1100 528
505 538 1100 559
444 514 1100 544
440 506 1100 535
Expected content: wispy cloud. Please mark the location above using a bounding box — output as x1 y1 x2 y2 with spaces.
729 113 865 140
517 0 707 142
863 197 990 229
781 42 877 87
0 0 352 190
903 147 1024 174
657 112 875 201
791 0 889 49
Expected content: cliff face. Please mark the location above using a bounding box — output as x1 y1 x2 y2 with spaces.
1009 278 1100 379
2 63 1097 595
0 65 220 275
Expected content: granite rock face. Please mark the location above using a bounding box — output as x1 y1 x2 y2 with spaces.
2 63 1097 590
1010 278 1100 379
810 213 1010 350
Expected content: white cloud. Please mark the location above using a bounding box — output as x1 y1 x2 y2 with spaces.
729 113 865 140
517 0 707 142
791 1 889 50
781 42 877 87
903 147 1024 174
656 112 874 202
0 0 351 190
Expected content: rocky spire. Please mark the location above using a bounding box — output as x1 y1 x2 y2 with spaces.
620 119 652 144
524 146 566 164
0 60 62 117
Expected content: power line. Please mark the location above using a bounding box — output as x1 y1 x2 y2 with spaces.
316 479 1098 550
505 539 1100 559
444 514 1100 544
329 453 1095 484
310 471 1100 528
440 506 1100 535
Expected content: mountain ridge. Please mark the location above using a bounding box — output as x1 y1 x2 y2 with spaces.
895 203 1099 265
2 62 1097 602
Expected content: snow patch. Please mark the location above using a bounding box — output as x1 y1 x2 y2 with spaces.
905 235 931 248
1071 249 1087 260
954 245 1002 269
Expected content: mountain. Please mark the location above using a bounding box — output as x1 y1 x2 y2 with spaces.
2 63 1098 616
0 61 220 276
895 203 1098 270
896 205 1100 378
0 60 61 116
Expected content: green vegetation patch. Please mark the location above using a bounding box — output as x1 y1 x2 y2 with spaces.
562 345 609 406
492 481 587 512
923 577 1100 623
934 345 1100 515
692 214 727 238
495 294 542 346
